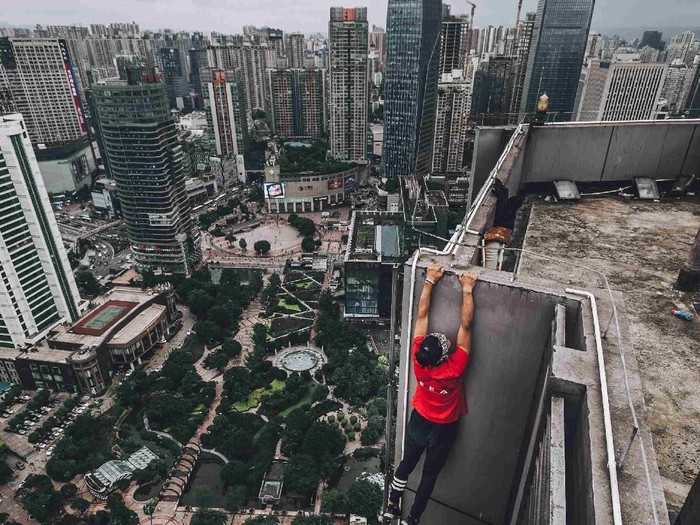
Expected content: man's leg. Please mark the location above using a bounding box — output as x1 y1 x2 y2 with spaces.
389 411 428 505
408 421 459 520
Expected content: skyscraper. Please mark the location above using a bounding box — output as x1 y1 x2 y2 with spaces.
329 7 369 161
158 47 189 109
383 0 443 179
0 37 87 150
439 13 469 75
268 68 327 138
666 32 696 64
0 113 84 349
641 31 663 51
285 32 306 69
519 0 594 120
201 68 247 158
369 26 386 66
238 43 271 115
576 58 667 121
92 74 201 274
432 72 471 173
188 48 210 110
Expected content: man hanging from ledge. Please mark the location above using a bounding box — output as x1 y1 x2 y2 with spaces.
384 266 477 525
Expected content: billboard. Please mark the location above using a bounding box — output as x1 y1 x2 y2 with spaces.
344 174 356 190
264 182 286 199
59 40 87 133
328 178 343 190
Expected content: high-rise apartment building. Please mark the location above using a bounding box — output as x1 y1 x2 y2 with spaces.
661 59 698 112
519 0 594 120
576 58 667 121
188 48 210 110
641 31 663 51
0 38 87 150
369 26 386 66
158 47 189 109
285 33 306 69
383 0 443 178
666 32 695 64
509 12 536 122
268 68 327 138
239 43 271 115
92 75 201 274
0 114 84 349
329 7 369 161
432 72 471 173
201 68 247 158
439 14 469 75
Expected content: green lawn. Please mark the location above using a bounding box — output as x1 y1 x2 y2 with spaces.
280 383 318 418
233 380 286 412
277 298 301 312
180 335 205 362
293 280 319 290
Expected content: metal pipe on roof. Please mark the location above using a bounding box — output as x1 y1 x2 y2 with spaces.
566 289 624 525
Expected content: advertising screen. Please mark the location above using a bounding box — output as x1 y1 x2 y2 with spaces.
264 182 286 199
328 178 343 190
344 174 356 190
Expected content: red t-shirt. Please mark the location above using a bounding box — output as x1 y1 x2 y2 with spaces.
411 336 469 424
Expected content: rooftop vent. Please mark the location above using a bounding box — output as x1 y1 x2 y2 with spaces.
553 181 581 201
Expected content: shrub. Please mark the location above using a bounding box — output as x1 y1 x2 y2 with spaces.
349 415 357 425
327 415 335 424
347 432 355 441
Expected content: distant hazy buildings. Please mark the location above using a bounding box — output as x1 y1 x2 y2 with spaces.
0 114 84 349
92 75 201 274
510 13 536 121
432 71 471 173
640 31 663 51
285 33 305 69
576 57 667 121
268 68 327 138
519 0 595 120
383 0 443 178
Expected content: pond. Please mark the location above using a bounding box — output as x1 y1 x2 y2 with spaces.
134 477 164 502
274 345 326 373
180 459 226 508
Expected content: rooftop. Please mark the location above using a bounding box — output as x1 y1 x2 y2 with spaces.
108 304 166 347
72 300 139 336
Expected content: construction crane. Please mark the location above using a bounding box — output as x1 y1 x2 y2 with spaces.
465 1 476 57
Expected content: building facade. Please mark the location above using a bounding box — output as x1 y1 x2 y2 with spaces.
92 77 201 274
0 38 87 150
201 68 247 158
0 114 84 349
577 59 667 121
519 0 595 120
158 47 189 109
329 7 369 162
439 14 469 75
509 12 536 123
285 32 306 69
268 68 327 138
432 73 471 173
383 0 443 179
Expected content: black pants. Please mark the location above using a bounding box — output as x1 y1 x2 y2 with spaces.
389 409 459 520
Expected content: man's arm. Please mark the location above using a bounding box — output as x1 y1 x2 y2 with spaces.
456 273 478 354
413 266 444 339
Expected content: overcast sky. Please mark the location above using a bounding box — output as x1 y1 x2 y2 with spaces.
1 0 699 35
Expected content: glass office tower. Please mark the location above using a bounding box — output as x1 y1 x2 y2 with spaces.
519 0 594 121
92 74 201 275
383 0 443 179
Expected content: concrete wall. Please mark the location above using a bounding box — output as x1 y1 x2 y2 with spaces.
471 126 517 202
395 269 583 525
37 143 95 194
472 120 700 191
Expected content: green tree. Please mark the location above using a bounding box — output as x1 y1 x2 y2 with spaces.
252 323 268 347
197 319 223 344
239 238 248 251
208 305 233 329
191 509 227 525
223 485 247 512
187 289 214 318
194 485 214 509
75 270 105 296
70 497 90 514
312 384 329 402
301 236 316 252
254 240 271 254
321 488 347 514
107 494 139 525
285 454 321 493
346 478 383 520
60 482 78 499
221 338 243 358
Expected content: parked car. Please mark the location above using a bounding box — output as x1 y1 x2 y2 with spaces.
17 429 26 435
15 461 24 470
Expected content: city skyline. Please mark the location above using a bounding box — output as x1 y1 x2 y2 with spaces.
2 0 700 35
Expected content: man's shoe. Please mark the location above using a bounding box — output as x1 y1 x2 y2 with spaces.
401 516 419 525
383 501 402 521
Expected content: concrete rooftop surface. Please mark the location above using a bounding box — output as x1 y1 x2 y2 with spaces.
518 198 700 515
